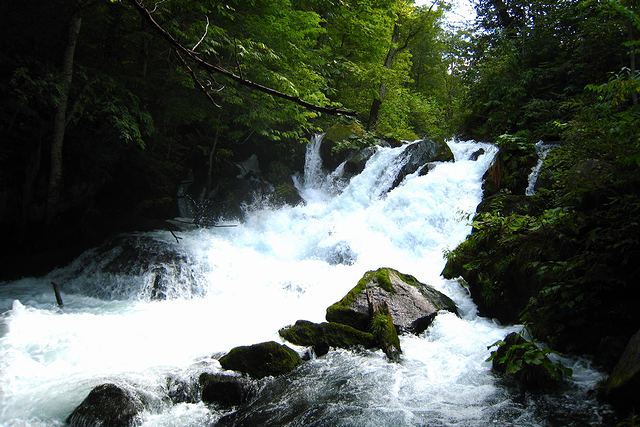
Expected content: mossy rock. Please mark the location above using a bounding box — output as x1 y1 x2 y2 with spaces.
198 373 254 408
483 135 537 197
279 320 375 356
219 341 302 379
489 332 570 391
370 303 401 361
272 182 303 206
324 123 366 144
326 267 457 334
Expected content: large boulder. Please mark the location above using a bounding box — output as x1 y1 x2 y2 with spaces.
67 383 144 427
279 320 375 356
219 341 302 379
199 373 254 408
390 139 454 190
601 328 640 410
326 268 457 334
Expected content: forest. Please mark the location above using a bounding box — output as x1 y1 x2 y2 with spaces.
0 0 639 425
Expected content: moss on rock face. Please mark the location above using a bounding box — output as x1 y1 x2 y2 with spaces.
278 320 375 354
219 341 302 379
370 304 401 362
327 267 457 333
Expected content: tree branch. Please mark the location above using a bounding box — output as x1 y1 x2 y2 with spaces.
127 0 356 116
174 49 221 108
192 15 209 51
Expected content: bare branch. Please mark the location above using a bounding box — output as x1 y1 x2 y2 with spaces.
175 49 222 108
192 15 209 51
150 0 167 13
127 0 356 117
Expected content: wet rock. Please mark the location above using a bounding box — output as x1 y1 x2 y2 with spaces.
219 341 302 379
370 301 401 361
470 148 485 161
601 328 640 410
482 135 537 197
166 375 199 404
390 139 454 190
199 373 254 408
67 383 143 427
343 146 378 176
326 268 458 334
279 320 375 354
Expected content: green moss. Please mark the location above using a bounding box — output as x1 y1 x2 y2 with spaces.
279 320 375 349
325 268 395 330
370 305 401 362
324 122 365 143
219 341 301 379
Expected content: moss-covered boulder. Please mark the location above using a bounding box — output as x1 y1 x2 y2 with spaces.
488 332 571 391
483 134 537 197
199 373 254 408
326 268 457 334
279 320 375 356
67 383 144 427
219 341 302 379
601 328 640 410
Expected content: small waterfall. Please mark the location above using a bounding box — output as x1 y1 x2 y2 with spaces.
526 141 557 196
302 133 326 189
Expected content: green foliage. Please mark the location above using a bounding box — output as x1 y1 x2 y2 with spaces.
487 333 572 387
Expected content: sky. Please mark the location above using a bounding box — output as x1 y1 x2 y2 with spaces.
415 0 476 27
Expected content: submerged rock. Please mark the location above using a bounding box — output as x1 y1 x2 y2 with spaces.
279 320 375 355
199 373 254 408
326 268 457 334
67 383 144 427
601 328 640 410
219 341 302 379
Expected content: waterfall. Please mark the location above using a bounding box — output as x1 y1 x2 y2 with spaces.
526 141 557 196
0 137 608 426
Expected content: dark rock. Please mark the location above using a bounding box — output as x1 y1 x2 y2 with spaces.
390 139 454 190
219 341 302 379
279 320 375 353
470 148 486 161
343 146 377 176
326 268 457 334
67 383 143 427
198 373 254 408
601 328 640 410
482 135 537 197
490 332 569 391
321 123 367 170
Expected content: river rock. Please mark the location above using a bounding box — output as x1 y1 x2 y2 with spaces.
482 135 537 197
601 328 640 410
279 320 375 356
390 139 454 190
67 383 144 427
199 373 254 407
326 268 458 334
370 302 402 361
219 341 302 379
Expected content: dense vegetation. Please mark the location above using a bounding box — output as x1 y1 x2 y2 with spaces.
0 0 455 278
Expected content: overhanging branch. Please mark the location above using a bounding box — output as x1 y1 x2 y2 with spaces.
128 0 356 117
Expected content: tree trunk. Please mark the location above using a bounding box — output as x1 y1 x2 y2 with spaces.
46 13 82 224
367 23 400 130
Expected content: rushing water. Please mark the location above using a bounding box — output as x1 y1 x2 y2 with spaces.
525 141 558 196
0 139 611 426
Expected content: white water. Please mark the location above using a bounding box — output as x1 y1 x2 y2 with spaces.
526 141 557 196
0 139 607 426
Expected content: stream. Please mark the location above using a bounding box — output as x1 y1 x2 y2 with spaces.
0 138 612 426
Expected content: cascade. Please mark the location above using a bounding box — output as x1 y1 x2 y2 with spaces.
0 137 609 426
526 141 558 196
